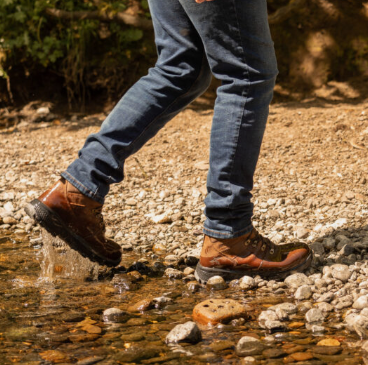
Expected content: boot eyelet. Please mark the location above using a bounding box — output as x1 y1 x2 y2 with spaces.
246 239 251 244
252 243 257 248
270 248 275 254
254 240 258 244
261 244 266 251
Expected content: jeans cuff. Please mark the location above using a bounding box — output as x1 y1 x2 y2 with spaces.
203 222 254 239
61 171 105 204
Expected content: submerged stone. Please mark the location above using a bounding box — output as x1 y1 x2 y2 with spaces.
102 308 129 323
236 336 265 356
193 299 250 325
165 321 202 344
127 298 154 313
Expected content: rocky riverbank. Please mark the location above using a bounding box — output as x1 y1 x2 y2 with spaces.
1 97 368 363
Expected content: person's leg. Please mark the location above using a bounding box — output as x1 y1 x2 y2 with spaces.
177 0 311 281
26 0 212 266
60 0 211 204
179 0 278 238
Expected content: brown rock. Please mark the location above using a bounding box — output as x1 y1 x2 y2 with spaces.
317 338 340 347
81 324 102 334
312 346 342 355
192 299 250 325
40 350 70 363
69 333 100 343
290 352 314 361
127 298 154 313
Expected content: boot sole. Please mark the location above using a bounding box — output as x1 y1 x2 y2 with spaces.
25 199 121 267
194 252 313 284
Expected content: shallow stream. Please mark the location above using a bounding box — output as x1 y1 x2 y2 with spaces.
0 230 366 364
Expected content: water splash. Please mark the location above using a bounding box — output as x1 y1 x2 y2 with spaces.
38 228 99 281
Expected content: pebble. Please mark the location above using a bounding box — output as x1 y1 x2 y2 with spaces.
238 276 256 290
127 298 154 313
353 295 368 309
102 308 128 323
165 321 202 344
294 285 312 300
164 268 183 279
284 273 310 289
236 336 265 356
258 311 278 328
270 303 298 315
330 264 352 282
206 276 227 290
305 308 324 323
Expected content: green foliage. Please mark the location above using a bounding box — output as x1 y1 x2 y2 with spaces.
0 0 154 107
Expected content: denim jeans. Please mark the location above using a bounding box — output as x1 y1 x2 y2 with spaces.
61 0 278 239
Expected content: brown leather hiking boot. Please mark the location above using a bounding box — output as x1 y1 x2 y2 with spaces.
195 228 312 283
25 178 122 266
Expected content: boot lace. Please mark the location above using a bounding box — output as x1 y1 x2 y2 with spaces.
246 230 276 255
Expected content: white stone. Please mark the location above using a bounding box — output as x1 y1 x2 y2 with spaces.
305 308 324 323
284 273 310 289
295 285 312 300
330 264 352 282
239 276 256 290
353 295 368 309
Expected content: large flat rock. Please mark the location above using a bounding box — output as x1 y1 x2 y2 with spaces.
192 299 250 325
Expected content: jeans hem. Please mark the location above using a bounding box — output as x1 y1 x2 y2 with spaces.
203 223 253 239
61 171 105 204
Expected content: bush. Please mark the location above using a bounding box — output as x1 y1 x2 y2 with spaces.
0 0 155 109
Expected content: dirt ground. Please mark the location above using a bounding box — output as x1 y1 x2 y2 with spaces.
0 84 368 265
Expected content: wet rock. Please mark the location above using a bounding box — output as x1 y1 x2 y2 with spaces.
153 296 172 309
269 303 298 315
306 308 324 323
258 311 278 328
236 336 265 356
353 295 368 309
294 285 312 300
346 314 368 338
330 264 352 282
262 348 287 358
239 276 256 290
127 298 154 313
113 346 161 363
289 352 314 361
312 346 342 355
284 273 310 289
164 268 183 279
193 299 250 325
121 332 145 342
165 321 201 344
209 340 235 352
206 276 227 290
102 308 128 323
77 355 106 365
274 308 289 321
317 338 340 346
264 320 287 332
40 350 71 363
183 267 195 276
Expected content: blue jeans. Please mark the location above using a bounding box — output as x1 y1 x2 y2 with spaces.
61 0 278 239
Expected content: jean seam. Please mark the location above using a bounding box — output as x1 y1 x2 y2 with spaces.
116 53 207 160
203 224 253 237
225 0 250 213
62 171 103 202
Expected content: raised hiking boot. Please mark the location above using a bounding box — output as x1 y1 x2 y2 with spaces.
25 178 122 266
195 228 312 283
